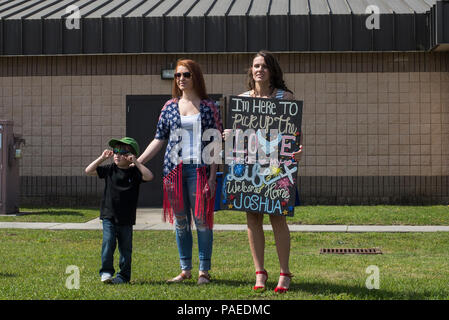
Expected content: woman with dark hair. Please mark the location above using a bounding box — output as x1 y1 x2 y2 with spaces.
224 50 303 293
244 50 294 99
138 59 222 285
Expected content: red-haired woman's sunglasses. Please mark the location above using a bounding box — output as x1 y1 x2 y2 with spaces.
174 72 191 79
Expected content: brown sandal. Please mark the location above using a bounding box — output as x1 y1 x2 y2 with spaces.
166 272 192 283
197 273 211 285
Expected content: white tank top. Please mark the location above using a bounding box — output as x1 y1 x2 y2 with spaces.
180 113 202 163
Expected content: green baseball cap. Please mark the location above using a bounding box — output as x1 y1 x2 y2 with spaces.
108 137 140 156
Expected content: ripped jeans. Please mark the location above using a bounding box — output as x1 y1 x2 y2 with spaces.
174 164 213 272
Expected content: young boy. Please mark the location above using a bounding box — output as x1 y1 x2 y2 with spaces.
85 137 154 284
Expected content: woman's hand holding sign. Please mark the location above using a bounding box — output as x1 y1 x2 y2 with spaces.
292 145 303 162
222 129 232 141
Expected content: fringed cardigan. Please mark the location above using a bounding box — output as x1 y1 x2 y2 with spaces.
155 98 223 229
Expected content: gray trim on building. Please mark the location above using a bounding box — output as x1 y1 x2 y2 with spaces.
20 175 449 207
0 0 447 55
1 51 448 77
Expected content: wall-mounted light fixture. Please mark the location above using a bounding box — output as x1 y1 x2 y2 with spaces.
161 63 175 80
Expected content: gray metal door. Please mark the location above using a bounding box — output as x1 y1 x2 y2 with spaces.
126 95 169 207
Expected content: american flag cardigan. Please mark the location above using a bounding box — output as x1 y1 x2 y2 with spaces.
155 98 223 228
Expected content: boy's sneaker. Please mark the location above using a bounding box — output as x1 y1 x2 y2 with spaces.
101 273 113 283
111 276 127 284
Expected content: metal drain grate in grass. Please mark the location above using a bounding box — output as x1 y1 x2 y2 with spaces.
320 248 382 255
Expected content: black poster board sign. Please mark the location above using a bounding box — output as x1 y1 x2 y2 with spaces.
220 95 303 216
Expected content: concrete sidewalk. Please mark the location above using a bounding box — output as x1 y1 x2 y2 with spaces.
1 208 449 232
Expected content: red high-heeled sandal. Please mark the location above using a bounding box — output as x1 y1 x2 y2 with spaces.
253 270 268 291
274 273 293 293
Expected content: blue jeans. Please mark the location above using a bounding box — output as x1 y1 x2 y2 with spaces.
100 218 133 282
174 164 213 271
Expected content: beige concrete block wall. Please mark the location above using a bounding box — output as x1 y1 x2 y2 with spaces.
292 72 449 178
1 71 449 181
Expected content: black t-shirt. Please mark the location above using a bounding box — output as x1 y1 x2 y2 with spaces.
96 164 144 225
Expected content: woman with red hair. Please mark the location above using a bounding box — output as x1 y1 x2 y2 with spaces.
138 59 222 284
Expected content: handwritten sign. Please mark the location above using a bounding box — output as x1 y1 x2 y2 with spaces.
220 96 303 216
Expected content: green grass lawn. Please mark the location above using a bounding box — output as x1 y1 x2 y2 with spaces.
1 205 449 225
0 207 98 223
1 229 448 300
214 205 449 225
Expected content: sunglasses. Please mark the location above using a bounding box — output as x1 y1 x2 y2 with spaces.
113 148 130 156
174 72 191 79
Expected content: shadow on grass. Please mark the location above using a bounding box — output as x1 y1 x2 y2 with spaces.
0 272 17 278
130 279 447 299
132 280 170 286
17 210 85 217
294 280 445 300
131 279 249 287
